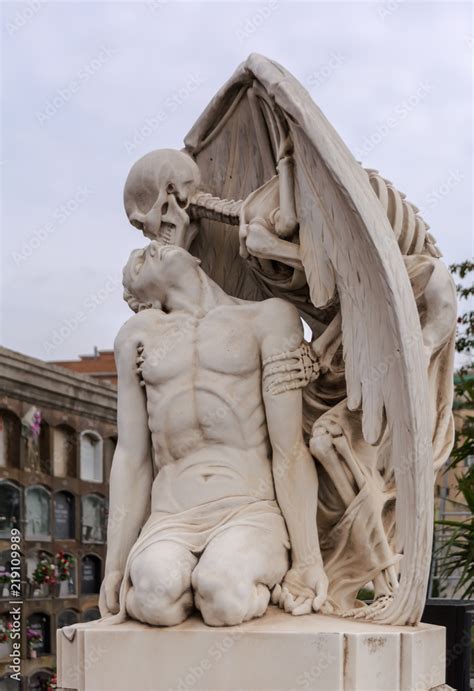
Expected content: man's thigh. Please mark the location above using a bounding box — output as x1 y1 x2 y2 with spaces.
196 523 289 587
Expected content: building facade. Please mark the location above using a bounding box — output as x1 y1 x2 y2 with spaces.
0 347 116 690
50 350 117 388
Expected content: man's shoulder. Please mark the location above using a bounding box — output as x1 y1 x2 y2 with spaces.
114 309 160 353
255 297 300 324
224 297 297 324
245 298 302 346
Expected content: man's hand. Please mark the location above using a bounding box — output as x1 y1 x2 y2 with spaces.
99 569 123 616
272 562 328 616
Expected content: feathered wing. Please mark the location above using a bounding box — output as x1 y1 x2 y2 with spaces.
185 54 434 625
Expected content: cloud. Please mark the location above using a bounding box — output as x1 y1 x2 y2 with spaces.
1 0 472 359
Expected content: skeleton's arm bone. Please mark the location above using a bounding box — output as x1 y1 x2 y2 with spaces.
274 156 298 238
240 220 303 270
188 157 297 234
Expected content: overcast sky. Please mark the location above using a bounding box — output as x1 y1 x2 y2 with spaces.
1 0 472 362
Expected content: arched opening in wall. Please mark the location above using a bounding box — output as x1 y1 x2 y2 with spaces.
0 612 12 661
81 494 106 543
83 607 101 622
39 420 52 475
80 431 103 483
0 409 21 468
52 424 76 478
81 555 102 595
25 486 51 541
57 608 79 629
54 491 75 540
56 551 77 598
103 435 117 481
26 550 54 599
26 613 51 658
27 668 54 691
0 481 21 538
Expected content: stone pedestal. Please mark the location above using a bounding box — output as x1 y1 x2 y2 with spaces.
57 607 448 691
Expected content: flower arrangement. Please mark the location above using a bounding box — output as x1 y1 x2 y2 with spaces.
27 627 42 658
55 551 75 582
48 673 57 690
21 407 42 441
32 557 57 586
30 410 42 440
26 627 42 643
0 620 12 644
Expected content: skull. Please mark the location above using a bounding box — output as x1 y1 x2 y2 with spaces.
123 149 201 249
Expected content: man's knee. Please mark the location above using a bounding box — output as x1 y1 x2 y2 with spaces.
128 547 194 625
127 584 192 626
192 564 253 626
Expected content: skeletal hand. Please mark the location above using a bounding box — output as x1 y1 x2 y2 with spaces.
272 562 328 616
239 219 278 260
263 342 321 394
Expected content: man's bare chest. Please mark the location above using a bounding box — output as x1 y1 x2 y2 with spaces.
139 309 260 386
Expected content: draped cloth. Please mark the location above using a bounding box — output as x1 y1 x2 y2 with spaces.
106 496 289 625
62 497 289 641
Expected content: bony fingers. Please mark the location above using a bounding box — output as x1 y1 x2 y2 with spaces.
272 371 303 386
262 350 297 365
268 379 304 395
263 362 301 379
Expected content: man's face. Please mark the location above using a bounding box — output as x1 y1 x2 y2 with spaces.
124 243 198 307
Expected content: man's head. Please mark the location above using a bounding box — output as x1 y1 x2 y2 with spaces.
123 149 201 249
122 242 201 313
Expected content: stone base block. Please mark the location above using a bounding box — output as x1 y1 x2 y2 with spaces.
57 606 446 691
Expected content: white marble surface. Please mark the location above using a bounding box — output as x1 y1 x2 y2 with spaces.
57 607 446 691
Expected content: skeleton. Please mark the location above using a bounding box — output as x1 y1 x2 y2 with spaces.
121 55 456 626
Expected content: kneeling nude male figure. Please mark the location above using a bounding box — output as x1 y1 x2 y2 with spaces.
100 242 327 627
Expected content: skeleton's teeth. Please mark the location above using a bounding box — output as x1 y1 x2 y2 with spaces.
155 222 177 246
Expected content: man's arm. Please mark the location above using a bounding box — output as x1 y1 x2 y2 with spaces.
99 320 153 616
257 299 328 615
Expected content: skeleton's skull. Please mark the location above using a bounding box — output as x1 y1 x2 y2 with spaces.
123 149 201 249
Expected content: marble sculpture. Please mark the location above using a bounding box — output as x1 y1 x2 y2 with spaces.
99 54 456 629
